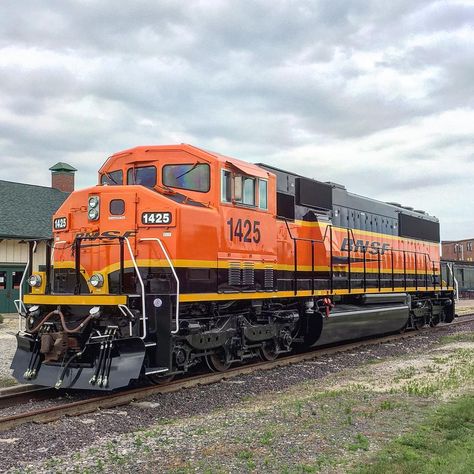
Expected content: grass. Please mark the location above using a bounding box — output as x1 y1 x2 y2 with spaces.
394 366 417 381
353 394 474 473
439 332 474 344
0 375 17 387
348 433 370 452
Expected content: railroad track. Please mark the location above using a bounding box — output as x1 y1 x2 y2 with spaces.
1 314 473 432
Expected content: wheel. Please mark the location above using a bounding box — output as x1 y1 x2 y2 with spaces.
429 317 440 327
148 373 175 385
413 317 425 330
205 349 231 372
260 341 279 361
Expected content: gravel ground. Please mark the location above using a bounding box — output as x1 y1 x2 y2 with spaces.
0 318 473 473
456 298 474 315
0 315 17 387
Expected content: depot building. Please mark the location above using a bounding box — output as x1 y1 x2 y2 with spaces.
0 163 76 313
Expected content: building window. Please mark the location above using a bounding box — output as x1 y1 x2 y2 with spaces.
467 242 473 252
11 271 23 289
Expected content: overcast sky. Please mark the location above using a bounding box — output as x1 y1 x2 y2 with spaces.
0 0 473 239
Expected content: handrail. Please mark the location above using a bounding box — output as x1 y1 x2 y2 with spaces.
118 304 136 337
447 263 459 300
123 237 147 340
140 238 180 334
50 239 67 265
15 241 37 329
283 219 452 294
18 240 37 308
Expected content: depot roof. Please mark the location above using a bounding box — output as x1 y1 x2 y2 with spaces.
0 180 69 239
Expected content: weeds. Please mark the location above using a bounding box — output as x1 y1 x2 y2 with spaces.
259 429 274 446
348 433 370 452
394 366 417 381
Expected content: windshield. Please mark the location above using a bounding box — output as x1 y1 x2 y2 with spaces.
101 170 123 185
162 163 210 192
127 166 157 187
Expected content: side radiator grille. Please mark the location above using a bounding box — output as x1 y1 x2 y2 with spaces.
242 262 255 286
264 266 274 289
228 262 241 286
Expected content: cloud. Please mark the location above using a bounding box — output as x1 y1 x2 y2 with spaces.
0 0 473 239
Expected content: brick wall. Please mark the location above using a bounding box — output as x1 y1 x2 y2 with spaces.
51 172 74 193
442 239 474 262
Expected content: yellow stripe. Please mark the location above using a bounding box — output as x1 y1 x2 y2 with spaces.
23 294 127 305
179 287 453 302
54 260 441 276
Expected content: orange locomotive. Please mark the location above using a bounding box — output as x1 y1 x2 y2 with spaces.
12 145 455 389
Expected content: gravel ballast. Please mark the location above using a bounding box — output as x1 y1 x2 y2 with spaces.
0 318 473 473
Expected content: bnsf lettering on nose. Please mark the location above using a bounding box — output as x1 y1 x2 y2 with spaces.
75 230 137 240
341 238 391 255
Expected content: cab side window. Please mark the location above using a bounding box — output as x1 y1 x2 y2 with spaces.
221 169 268 210
241 177 256 206
259 179 268 210
221 170 232 202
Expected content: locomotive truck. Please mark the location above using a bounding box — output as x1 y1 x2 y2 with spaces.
11 144 455 389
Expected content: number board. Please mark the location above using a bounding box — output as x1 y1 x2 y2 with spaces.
226 218 261 243
141 212 172 225
53 217 68 230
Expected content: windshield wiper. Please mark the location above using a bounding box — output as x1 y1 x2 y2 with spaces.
104 171 119 185
175 162 198 180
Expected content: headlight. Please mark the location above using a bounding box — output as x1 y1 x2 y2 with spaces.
28 305 40 318
28 274 42 288
88 196 100 221
89 273 104 288
88 208 99 220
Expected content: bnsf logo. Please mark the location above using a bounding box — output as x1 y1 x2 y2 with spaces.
75 230 137 240
341 238 391 255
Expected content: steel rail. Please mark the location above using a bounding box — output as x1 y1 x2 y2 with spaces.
1 314 473 432
0 386 58 410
